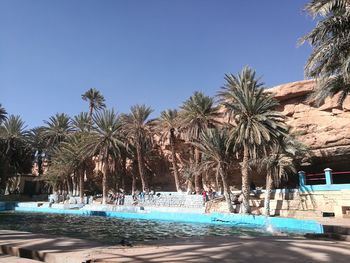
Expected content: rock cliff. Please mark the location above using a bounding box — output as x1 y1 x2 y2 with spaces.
269 80 350 171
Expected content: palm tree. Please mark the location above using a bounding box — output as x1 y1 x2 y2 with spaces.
72 112 90 132
194 128 235 212
42 113 74 151
300 0 350 106
81 88 106 122
257 148 293 216
84 109 124 204
0 104 7 125
180 91 220 193
27 127 47 175
155 109 182 192
72 112 93 202
121 105 154 192
218 67 288 214
0 115 31 190
0 115 28 157
46 145 75 196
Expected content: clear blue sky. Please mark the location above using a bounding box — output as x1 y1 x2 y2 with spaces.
1 0 314 128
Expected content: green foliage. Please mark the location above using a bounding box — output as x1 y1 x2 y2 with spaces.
194 128 234 170
155 109 179 145
254 136 306 185
42 113 74 150
0 104 7 125
81 88 106 115
121 104 154 147
84 109 124 161
0 115 31 181
218 66 288 157
301 0 350 105
180 91 220 142
72 112 90 133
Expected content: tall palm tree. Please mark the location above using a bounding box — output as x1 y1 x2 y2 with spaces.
72 112 93 202
0 115 28 157
81 88 106 122
300 0 350 106
27 127 47 175
180 91 220 193
218 67 288 214
155 109 182 192
0 115 31 190
46 145 75 196
42 113 74 151
194 128 235 212
0 104 7 125
84 109 124 204
121 105 154 192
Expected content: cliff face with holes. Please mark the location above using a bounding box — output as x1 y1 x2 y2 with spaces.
269 79 350 172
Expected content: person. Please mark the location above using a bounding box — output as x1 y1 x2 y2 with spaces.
49 196 54 207
119 193 125 205
149 189 154 200
132 192 137 201
202 189 208 203
115 193 120 205
250 181 256 191
208 187 213 200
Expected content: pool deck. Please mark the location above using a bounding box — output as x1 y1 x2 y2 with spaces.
1 230 350 263
0 254 40 263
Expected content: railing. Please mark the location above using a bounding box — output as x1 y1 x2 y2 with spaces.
305 172 326 185
299 168 350 192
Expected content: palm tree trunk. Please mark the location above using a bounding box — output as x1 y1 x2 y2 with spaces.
121 155 126 191
214 167 219 192
194 148 202 194
79 167 84 204
264 170 273 216
241 144 251 214
72 174 77 196
86 104 94 133
170 135 181 192
102 151 109 205
220 164 234 213
131 171 136 195
67 177 73 197
102 162 108 205
186 179 193 194
136 143 148 192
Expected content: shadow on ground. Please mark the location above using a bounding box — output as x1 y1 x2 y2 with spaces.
1 230 350 263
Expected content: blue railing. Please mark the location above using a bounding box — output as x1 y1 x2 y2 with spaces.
299 168 350 192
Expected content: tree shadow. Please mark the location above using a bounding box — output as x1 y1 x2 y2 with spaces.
1 230 350 263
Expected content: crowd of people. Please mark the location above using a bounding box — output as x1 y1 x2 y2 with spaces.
202 187 216 203
108 192 125 205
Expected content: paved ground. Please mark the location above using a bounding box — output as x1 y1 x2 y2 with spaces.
316 217 350 227
0 253 40 262
1 230 350 263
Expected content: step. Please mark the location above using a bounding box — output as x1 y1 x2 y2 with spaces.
0 254 41 262
277 209 323 218
323 225 350 235
304 233 350 241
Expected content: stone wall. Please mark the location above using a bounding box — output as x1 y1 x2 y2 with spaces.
206 189 350 218
123 192 204 209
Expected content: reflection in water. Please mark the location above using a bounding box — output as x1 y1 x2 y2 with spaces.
0 211 270 244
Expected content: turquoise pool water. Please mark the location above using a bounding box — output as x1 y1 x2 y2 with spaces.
0 211 270 244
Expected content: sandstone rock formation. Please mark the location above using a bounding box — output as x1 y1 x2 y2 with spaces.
269 79 350 172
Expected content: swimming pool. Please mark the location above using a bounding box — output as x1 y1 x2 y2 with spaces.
0 211 270 245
